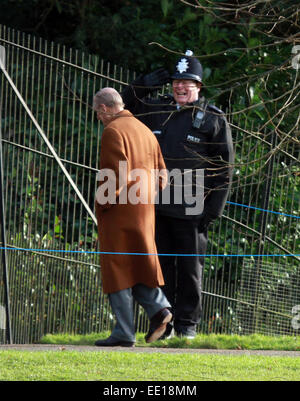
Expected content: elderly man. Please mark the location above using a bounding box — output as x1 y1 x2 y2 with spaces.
94 87 171 347
122 51 234 339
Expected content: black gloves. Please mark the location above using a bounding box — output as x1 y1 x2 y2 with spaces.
122 68 170 103
143 68 170 89
198 213 217 232
122 68 169 107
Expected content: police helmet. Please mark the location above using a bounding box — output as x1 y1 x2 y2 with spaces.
171 50 203 83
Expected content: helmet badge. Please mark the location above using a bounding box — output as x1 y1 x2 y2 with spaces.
176 58 189 74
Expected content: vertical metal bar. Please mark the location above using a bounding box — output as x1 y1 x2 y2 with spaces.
253 130 277 333
0 35 12 343
0 123 12 344
9 29 20 344
0 49 97 226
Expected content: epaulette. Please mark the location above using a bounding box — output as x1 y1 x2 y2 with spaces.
207 104 224 115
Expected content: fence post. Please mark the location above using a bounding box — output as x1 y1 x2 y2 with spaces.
253 130 277 333
0 124 12 344
0 45 12 344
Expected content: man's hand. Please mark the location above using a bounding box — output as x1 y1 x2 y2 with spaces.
198 213 217 232
143 68 170 88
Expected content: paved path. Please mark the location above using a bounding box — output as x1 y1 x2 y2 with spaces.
1 344 300 357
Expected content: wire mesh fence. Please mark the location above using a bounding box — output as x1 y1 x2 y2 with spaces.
0 25 299 343
236 259 300 336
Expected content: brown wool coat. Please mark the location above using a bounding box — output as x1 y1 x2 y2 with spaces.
95 110 167 294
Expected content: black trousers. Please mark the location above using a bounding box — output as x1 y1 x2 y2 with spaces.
155 214 208 333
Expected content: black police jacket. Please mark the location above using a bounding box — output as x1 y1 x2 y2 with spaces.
122 82 234 221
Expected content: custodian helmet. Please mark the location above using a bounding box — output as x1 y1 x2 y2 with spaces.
171 50 203 83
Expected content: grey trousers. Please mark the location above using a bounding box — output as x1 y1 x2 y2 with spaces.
108 284 171 342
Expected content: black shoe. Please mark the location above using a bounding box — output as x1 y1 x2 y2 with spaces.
95 336 135 347
158 322 174 340
145 308 173 343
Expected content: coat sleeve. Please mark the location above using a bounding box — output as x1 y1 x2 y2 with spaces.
204 117 234 218
95 127 129 212
122 75 151 115
157 143 168 191
122 75 163 122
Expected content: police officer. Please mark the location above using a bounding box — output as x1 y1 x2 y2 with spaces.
122 50 234 339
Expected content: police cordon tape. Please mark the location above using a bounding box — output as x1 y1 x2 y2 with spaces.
0 247 299 257
0 200 299 257
226 201 300 219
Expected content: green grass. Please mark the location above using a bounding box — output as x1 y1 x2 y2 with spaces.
40 332 300 351
1 333 300 381
0 349 300 381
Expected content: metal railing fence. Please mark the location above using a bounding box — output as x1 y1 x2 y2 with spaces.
0 25 299 343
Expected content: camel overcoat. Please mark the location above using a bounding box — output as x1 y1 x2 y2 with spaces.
95 110 167 294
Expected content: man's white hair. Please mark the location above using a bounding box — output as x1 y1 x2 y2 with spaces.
93 87 125 111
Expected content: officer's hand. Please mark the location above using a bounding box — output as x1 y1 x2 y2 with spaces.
143 68 170 88
198 213 216 232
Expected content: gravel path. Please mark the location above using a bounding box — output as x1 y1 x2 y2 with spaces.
1 344 300 357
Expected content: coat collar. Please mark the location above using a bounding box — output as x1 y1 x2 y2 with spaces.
109 109 133 123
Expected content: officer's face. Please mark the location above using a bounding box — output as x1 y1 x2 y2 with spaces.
172 80 201 106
